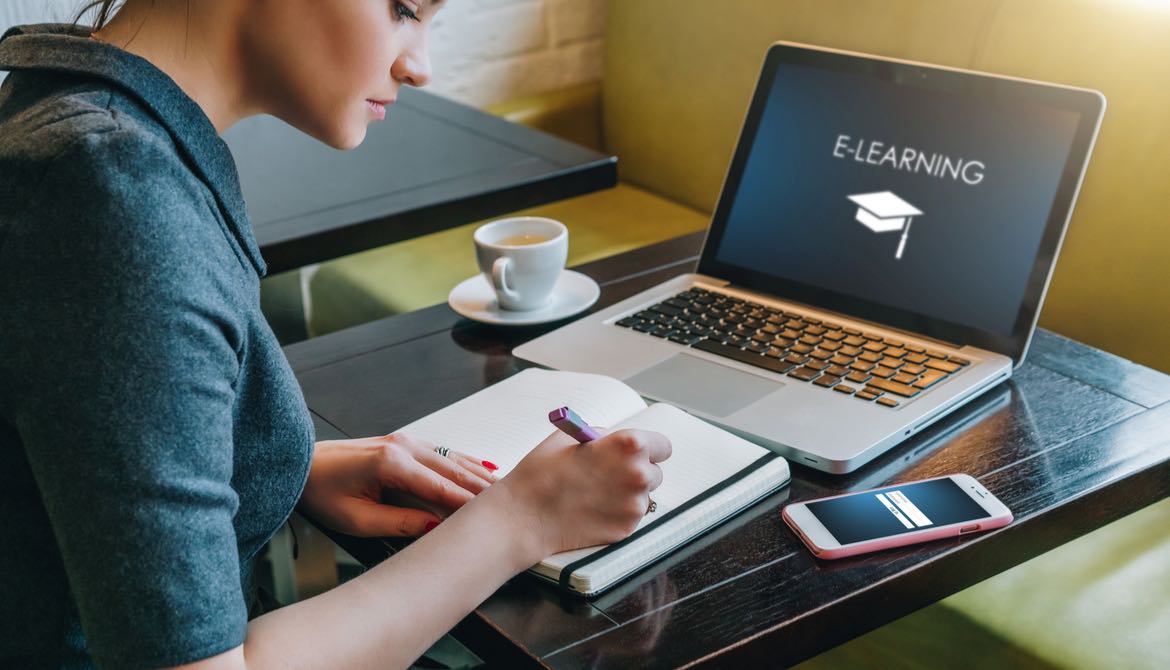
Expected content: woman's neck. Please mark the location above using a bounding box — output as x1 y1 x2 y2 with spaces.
92 1 254 133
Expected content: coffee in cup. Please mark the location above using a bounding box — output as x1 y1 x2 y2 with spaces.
473 217 568 311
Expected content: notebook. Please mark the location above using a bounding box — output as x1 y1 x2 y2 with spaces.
395 368 791 596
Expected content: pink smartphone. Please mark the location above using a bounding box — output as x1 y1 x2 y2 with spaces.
782 474 1013 559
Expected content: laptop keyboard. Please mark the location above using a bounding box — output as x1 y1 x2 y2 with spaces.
613 287 970 408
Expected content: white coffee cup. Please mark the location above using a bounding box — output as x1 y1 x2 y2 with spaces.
474 216 568 311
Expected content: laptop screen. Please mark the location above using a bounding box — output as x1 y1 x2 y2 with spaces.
699 44 1104 361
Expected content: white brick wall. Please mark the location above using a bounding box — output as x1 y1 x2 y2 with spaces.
0 0 606 108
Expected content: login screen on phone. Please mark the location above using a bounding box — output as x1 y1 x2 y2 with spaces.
807 478 991 545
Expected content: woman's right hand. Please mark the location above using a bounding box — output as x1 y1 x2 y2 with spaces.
491 427 672 559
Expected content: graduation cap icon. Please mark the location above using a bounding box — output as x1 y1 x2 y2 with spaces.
847 191 924 260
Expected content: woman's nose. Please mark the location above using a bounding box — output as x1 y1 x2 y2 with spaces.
393 48 431 87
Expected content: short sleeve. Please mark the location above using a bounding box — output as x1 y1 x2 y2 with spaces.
0 125 249 667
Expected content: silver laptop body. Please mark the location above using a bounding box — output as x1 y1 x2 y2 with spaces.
515 42 1105 474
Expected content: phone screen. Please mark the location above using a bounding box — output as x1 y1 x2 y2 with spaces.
806 478 991 545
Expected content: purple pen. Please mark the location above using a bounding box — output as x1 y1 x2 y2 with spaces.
549 406 603 443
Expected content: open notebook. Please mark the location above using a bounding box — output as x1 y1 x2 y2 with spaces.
396 368 791 596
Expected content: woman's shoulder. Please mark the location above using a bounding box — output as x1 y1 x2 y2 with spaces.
0 74 188 187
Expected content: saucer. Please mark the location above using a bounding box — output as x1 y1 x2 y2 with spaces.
448 270 600 326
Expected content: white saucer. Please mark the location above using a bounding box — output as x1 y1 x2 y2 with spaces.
448 270 600 326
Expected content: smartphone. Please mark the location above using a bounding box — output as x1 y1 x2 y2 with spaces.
782 474 1012 559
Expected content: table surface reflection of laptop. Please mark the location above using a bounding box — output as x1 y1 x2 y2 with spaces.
515 42 1105 474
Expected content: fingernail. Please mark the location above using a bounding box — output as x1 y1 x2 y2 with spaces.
424 520 440 534
482 460 498 471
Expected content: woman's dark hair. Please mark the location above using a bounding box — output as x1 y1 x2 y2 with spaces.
75 0 125 31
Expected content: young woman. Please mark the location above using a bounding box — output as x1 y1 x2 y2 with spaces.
0 1 671 668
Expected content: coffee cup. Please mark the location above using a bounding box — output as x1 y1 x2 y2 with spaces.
474 216 568 311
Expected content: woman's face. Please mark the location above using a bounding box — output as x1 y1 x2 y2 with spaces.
241 0 439 149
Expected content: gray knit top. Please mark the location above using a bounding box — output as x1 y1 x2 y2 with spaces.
0 24 315 669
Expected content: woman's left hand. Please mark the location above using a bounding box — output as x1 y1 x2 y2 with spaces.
298 433 499 537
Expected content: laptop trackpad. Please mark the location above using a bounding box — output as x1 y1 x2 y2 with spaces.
624 353 783 418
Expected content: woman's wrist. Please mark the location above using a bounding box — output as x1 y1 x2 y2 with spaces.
463 480 551 572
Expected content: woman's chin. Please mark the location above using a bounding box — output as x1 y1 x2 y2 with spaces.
324 122 368 151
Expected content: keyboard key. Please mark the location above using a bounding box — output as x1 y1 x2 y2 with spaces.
855 390 879 400
781 328 802 340
691 339 795 375
785 319 807 330
765 347 785 358
806 360 829 371
649 326 677 338
904 344 926 354
809 349 833 361
805 325 827 335
843 327 862 336
950 356 972 366
870 366 897 379
876 397 900 408
803 317 822 325
901 364 926 375
862 332 883 341
859 351 883 363
850 360 875 372
813 374 841 388
861 341 887 353
616 317 640 328
865 377 921 397
751 332 773 343
829 354 854 366
843 335 866 346
905 353 929 364
884 347 908 358
826 364 850 377
788 366 821 382
773 337 795 348
879 357 905 369
845 371 871 384
784 353 809 366
892 372 918 384
820 340 842 352
925 358 962 373
651 304 683 317
665 298 689 309
669 333 702 346
913 370 948 389
840 345 863 356
746 342 769 353
633 322 656 333
791 343 815 354
799 334 821 346
822 321 843 331
883 338 904 347
925 349 948 359
823 330 847 341
834 384 856 395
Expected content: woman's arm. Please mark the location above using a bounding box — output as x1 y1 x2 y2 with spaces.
172 427 671 670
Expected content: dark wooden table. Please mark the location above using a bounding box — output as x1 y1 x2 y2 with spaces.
284 231 1170 668
224 87 616 274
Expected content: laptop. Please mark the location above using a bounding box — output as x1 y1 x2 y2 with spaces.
514 42 1105 474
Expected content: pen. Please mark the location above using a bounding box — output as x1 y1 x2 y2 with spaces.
548 406 657 514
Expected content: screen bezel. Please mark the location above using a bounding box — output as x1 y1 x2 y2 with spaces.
697 42 1106 364
787 474 1010 550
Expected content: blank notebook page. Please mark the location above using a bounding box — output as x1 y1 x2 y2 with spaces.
394 368 648 474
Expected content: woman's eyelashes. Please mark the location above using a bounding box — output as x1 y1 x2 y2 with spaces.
393 1 420 23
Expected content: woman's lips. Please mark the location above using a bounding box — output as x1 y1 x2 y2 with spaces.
365 99 394 120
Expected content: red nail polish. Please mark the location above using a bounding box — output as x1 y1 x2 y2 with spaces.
482 460 498 471
424 521 439 533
